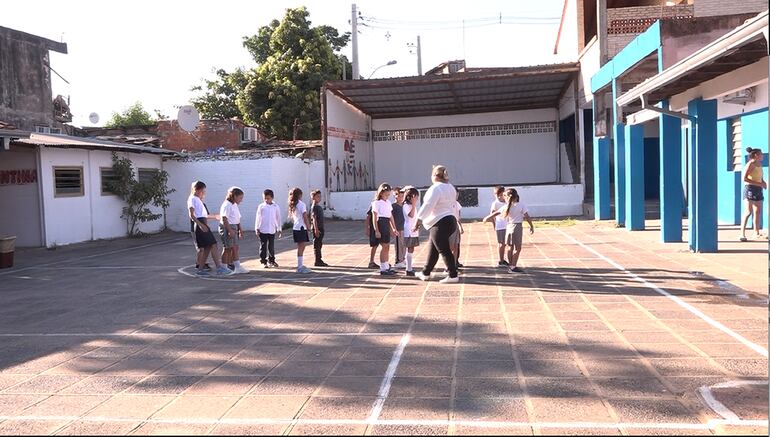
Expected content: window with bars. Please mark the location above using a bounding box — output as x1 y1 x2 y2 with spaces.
53 167 84 197
100 167 120 195
138 168 159 184
731 118 743 171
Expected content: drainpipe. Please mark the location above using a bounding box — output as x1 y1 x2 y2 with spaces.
87 150 95 241
161 157 167 231
638 94 696 123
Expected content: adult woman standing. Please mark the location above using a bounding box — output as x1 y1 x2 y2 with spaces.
740 147 767 241
412 165 459 283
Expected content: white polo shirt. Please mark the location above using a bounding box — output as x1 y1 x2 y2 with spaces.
371 199 393 219
291 200 308 230
188 195 206 218
256 202 281 234
220 200 241 225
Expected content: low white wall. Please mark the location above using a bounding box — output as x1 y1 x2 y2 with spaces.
164 156 325 233
39 147 164 247
328 184 584 220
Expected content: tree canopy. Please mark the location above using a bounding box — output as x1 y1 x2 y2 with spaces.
191 7 350 139
104 102 155 128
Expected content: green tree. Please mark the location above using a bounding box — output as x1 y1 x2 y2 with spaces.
107 153 175 237
190 68 249 120
104 102 155 128
191 7 350 139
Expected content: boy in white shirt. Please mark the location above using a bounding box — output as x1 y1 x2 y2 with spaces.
255 189 282 268
490 186 508 267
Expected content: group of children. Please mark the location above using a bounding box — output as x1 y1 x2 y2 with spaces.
187 180 534 278
187 181 327 277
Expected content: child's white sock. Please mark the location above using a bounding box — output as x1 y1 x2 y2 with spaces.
406 253 413 271
298 256 303 268
380 262 389 272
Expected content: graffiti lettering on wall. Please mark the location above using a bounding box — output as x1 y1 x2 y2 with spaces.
328 126 373 192
0 169 37 185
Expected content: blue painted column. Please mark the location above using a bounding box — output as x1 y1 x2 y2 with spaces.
624 124 645 230
593 101 611 220
659 101 683 242
687 98 718 253
612 80 626 226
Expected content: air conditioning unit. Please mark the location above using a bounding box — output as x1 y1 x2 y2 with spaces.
242 127 259 142
723 87 755 105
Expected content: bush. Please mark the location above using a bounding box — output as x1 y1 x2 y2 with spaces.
108 153 175 237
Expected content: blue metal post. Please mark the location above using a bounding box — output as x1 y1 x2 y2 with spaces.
612 79 626 226
625 124 645 230
593 101 611 220
659 101 683 242
688 98 718 253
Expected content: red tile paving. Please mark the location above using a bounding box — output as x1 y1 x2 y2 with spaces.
0 220 766 435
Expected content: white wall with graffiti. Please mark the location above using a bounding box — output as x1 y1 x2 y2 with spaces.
0 147 42 247
325 90 374 193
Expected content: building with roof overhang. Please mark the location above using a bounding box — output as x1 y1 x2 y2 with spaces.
321 63 584 219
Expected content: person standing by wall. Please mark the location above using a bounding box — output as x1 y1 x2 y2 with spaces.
412 166 459 284
740 147 767 241
311 189 329 267
288 187 313 274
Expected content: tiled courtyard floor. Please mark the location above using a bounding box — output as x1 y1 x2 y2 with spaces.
0 219 766 435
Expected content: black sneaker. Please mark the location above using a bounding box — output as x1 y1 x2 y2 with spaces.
199 263 212 271
368 262 380 269
380 269 397 276
405 270 415 277
227 264 235 271
457 262 464 268
498 260 509 268
269 261 279 268
509 266 524 273
314 261 329 267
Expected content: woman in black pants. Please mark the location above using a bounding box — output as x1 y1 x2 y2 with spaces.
412 165 459 283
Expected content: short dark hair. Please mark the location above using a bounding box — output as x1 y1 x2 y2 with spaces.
311 189 322 197
263 189 274 198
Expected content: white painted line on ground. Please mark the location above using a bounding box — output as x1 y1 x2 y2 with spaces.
0 416 765 430
0 332 406 337
368 333 411 423
0 237 188 277
556 228 769 358
699 380 769 421
176 265 374 282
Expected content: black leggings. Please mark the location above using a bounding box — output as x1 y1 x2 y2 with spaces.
422 215 458 278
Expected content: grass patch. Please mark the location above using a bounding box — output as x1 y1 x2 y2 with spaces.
534 217 577 228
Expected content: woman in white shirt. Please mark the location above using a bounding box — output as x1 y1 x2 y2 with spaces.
412 165 460 283
219 187 247 274
288 187 313 274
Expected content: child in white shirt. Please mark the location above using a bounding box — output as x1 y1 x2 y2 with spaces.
288 187 313 274
483 188 534 273
219 187 247 274
256 189 282 268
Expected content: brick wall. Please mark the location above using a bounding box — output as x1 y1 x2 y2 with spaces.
606 4 694 57
157 119 245 152
695 0 768 18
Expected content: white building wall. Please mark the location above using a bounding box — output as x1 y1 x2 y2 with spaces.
577 38 601 108
554 0 579 61
164 157 325 233
371 109 560 188
328 184 584 220
38 147 164 247
325 90 374 192
0 147 42 247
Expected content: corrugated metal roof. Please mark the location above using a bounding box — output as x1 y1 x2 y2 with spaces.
12 133 178 155
325 63 579 118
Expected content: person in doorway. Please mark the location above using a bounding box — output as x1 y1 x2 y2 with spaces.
364 205 380 269
402 186 421 276
490 186 508 267
219 186 248 274
372 183 399 276
187 181 233 276
310 189 329 267
256 189 282 268
288 187 313 274
484 188 534 273
412 166 460 283
740 147 767 241
450 192 464 269
392 187 406 269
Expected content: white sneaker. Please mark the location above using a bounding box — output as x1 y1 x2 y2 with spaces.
297 266 313 274
439 275 460 284
394 262 406 269
415 271 430 281
234 265 250 274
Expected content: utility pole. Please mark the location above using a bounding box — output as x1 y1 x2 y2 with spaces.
416 35 422 75
597 0 608 66
293 118 299 141
351 3 360 80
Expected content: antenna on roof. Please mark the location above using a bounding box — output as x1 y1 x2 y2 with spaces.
177 105 200 133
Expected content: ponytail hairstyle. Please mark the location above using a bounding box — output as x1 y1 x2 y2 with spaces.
747 147 763 160
225 186 244 203
432 165 449 183
504 188 520 217
374 183 392 201
405 187 420 205
288 187 302 214
191 180 206 195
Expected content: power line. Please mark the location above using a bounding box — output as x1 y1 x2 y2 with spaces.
360 20 559 31
360 15 559 25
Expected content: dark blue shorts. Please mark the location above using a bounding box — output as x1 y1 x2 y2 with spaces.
744 185 764 201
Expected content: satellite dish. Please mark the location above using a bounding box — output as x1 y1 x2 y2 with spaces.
177 105 200 133
89 112 99 124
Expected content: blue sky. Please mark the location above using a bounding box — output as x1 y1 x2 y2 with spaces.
5 0 566 127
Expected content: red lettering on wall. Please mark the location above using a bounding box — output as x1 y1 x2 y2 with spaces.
0 169 37 186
